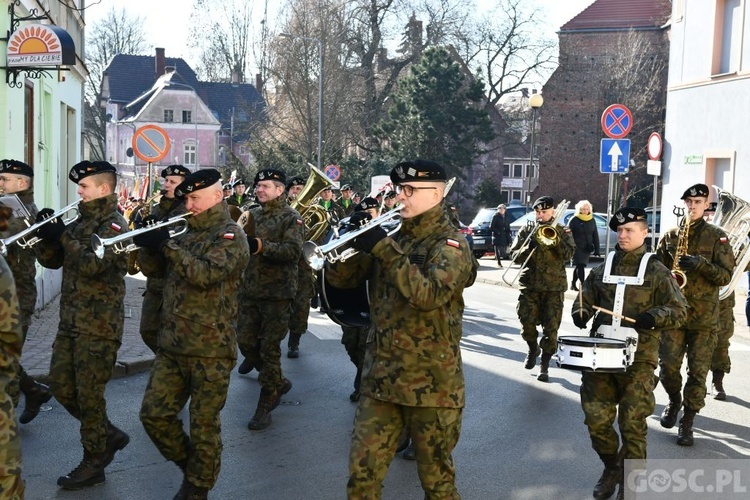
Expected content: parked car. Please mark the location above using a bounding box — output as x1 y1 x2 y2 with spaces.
459 222 474 251
645 207 661 251
509 210 617 256
469 203 531 259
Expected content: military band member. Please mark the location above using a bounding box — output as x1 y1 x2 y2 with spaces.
35 161 130 490
137 169 249 499
137 164 190 353
222 183 232 200
237 169 304 430
655 183 734 446
509 196 575 381
572 207 687 500
711 291 735 400
326 160 477 499
0 159 52 425
319 185 345 221
337 184 356 216
227 179 251 207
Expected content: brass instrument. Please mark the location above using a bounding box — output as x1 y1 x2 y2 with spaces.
0 200 80 256
127 191 165 275
290 165 335 242
670 207 690 289
711 186 750 300
92 212 192 259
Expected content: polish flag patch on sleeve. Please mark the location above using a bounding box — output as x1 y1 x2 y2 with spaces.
296 218 304 225
222 232 235 240
110 222 122 232
720 236 728 243
446 238 460 248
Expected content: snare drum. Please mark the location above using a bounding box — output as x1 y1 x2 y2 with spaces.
556 336 632 373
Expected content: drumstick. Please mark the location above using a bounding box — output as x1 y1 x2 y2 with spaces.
593 305 636 323
578 287 583 318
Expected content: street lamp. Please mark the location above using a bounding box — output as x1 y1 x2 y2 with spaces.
526 93 544 210
279 32 323 171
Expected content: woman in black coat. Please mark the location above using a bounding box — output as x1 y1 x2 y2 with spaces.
490 204 512 265
568 200 600 290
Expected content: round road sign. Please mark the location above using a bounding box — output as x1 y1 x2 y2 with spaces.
647 132 663 160
324 164 341 181
132 124 170 163
601 104 633 139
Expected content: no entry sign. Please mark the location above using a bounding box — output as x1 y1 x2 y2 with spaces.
132 125 170 163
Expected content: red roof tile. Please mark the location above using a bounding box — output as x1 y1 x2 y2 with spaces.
560 0 671 31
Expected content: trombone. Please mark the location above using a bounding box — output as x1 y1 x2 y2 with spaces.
92 212 192 258
0 200 80 257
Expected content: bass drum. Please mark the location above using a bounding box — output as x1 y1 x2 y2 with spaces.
319 268 371 327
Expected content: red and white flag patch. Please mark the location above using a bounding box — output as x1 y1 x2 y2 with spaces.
223 233 235 240
720 236 728 243
110 222 122 232
446 238 460 248
296 218 304 225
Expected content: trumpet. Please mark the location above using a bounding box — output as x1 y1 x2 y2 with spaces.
0 200 80 256
92 212 191 258
303 207 403 271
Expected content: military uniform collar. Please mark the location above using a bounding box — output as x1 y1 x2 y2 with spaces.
79 193 118 219
189 202 228 229
16 187 35 203
261 196 286 211
401 203 447 237
688 217 706 229
615 243 647 265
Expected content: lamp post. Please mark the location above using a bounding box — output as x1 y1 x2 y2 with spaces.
527 93 543 210
279 32 323 171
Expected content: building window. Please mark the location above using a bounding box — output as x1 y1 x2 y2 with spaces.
182 110 192 123
513 164 523 178
239 145 247 155
511 190 522 202
502 164 510 176
164 109 174 122
713 0 744 75
24 83 34 166
184 143 196 165
500 190 510 203
526 164 536 178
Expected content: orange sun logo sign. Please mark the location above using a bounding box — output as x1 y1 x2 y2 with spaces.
7 25 64 67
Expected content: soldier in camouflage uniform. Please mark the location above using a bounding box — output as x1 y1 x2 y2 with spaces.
226 178 252 207
0 207 25 499
237 168 304 430
572 207 687 500
136 164 190 353
655 183 734 446
326 160 477 499
509 196 575 382
711 291 735 400
0 159 53 424
138 169 249 500
35 161 131 490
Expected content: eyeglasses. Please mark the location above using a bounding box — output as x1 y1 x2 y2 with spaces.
394 184 437 197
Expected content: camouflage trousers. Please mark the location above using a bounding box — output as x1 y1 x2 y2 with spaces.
49 332 119 453
0 377 24 499
289 267 315 336
580 363 657 460
517 290 565 354
711 301 735 373
140 351 233 490
7 312 30 407
139 289 163 354
237 300 291 392
659 328 717 411
341 326 368 391
348 396 462 499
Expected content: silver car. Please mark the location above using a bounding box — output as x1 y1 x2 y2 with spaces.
509 210 618 256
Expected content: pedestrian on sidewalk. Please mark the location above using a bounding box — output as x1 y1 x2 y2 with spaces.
569 199 600 291
490 204 512 266
34 161 131 490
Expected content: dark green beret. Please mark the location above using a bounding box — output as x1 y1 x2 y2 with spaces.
609 207 647 231
69 160 116 183
254 169 285 185
532 196 554 210
0 159 33 177
681 183 709 199
161 165 191 178
390 159 447 184
175 168 222 198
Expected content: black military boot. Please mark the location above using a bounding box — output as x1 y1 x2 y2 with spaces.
173 477 209 500
237 358 255 375
537 352 552 382
57 450 107 490
401 441 416 460
247 380 290 431
271 378 293 411
287 332 302 359
19 374 52 424
102 422 130 467
660 392 682 429
677 407 697 446
712 370 726 401
524 341 541 370
350 366 362 402
592 453 621 500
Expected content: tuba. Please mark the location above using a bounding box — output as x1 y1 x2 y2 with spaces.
290 165 335 242
711 186 750 300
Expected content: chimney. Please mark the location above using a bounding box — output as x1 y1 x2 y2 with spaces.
155 47 166 77
255 73 262 91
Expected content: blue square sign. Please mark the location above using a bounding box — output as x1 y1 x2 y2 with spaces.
600 139 631 173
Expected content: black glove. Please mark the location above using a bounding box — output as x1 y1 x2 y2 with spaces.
678 254 702 271
572 310 589 329
351 226 387 253
634 312 656 330
349 211 373 228
35 208 66 241
133 227 170 250
36 208 55 223
248 237 260 254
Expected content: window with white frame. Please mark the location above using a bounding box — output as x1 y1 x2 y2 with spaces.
526 163 536 178
713 0 744 75
164 109 174 122
182 110 192 123
511 190 522 202
502 164 510 176
184 143 196 165
513 164 523 178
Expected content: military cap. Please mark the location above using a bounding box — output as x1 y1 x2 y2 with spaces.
321 185 333 192
223 183 232 190
385 190 397 199
681 183 710 199
340 184 353 191
161 164 191 178
234 178 246 187
175 168 222 198
253 169 285 185
69 160 116 183
286 176 306 190
356 197 379 211
609 207 647 231
532 196 554 210
0 159 33 177
390 159 447 184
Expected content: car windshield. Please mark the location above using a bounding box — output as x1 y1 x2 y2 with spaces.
470 208 495 226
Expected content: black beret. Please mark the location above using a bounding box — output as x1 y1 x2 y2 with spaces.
609 207 647 231
532 196 554 210
681 183 710 199
69 160 116 183
390 159 447 184
161 164 191 178
356 197 379 211
254 169 286 185
340 184 353 191
234 179 246 187
286 176 306 190
174 168 222 198
385 190 397 199
0 159 33 177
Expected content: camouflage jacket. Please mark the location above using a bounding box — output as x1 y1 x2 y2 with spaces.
1 189 38 317
656 218 734 329
326 203 478 408
36 194 128 341
319 199 345 221
510 222 575 291
140 203 249 359
138 196 187 294
572 245 688 368
0 256 22 478
241 196 303 301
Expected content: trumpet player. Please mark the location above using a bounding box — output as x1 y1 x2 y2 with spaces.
509 196 575 382
0 159 52 425
137 164 190 353
34 161 131 490
655 183 734 446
